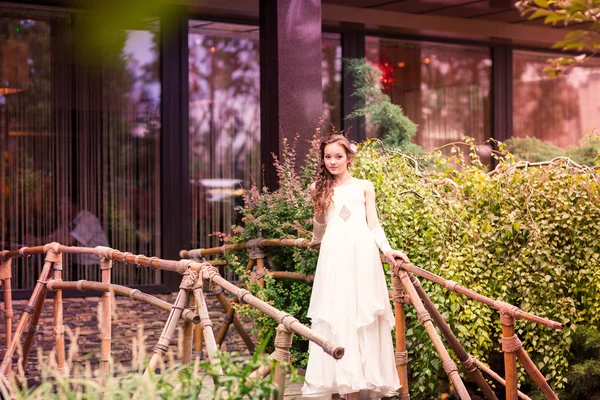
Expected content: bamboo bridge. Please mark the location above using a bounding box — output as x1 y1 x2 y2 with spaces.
0 238 564 399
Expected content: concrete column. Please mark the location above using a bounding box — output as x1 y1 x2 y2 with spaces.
260 0 323 190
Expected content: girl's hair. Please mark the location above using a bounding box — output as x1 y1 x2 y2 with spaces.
313 134 356 215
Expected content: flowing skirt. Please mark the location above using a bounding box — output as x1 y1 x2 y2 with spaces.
301 222 400 399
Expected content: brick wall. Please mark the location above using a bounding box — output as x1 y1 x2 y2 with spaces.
0 292 254 384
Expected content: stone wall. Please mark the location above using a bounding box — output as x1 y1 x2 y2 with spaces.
0 291 254 384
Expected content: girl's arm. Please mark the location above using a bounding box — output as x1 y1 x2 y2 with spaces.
310 182 326 224
363 180 410 266
310 182 326 248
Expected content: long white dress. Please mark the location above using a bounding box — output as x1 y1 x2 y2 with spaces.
301 182 400 399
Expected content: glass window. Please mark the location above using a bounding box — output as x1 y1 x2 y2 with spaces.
188 21 261 269
0 11 161 288
322 32 342 133
366 37 492 152
513 50 600 148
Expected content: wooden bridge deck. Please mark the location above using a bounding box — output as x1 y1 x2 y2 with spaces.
284 382 303 399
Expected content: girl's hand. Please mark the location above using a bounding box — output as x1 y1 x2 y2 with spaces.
308 240 321 249
384 250 410 267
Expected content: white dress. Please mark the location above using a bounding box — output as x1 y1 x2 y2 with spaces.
301 182 400 399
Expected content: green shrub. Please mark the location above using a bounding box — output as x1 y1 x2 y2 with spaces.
506 136 600 166
226 135 600 398
560 326 600 400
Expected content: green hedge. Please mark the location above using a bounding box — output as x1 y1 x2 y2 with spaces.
226 136 600 398
506 136 600 166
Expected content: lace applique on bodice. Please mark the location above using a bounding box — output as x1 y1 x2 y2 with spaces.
325 182 366 226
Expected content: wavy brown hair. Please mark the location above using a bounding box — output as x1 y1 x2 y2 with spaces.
313 134 357 215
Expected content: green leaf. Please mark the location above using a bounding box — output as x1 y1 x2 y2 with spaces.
529 9 552 19
545 13 567 24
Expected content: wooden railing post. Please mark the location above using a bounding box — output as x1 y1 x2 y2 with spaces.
53 260 65 376
144 270 192 376
20 244 61 371
515 348 558 400
0 252 14 376
246 241 266 288
215 289 255 352
192 279 222 373
1 254 56 375
194 323 204 360
498 303 519 400
100 256 113 375
391 273 411 400
271 324 293 400
182 294 195 365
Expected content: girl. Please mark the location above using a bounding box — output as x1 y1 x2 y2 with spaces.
301 134 409 400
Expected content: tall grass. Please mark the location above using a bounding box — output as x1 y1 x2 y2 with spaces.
3 323 298 399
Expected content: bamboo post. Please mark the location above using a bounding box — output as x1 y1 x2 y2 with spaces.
144 274 192 375
245 258 256 274
215 290 255 352
391 273 410 400
215 296 235 347
194 323 203 360
20 279 50 369
12 245 61 373
192 279 222 373
246 240 267 287
216 258 254 352
100 257 113 375
410 274 498 400
393 266 471 400
182 294 195 365
0 252 14 375
0 259 57 375
499 305 519 400
271 324 293 400
53 261 65 375
515 348 558 400
255 258 266 288
474 359 532 400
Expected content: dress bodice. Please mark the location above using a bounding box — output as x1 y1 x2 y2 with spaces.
325 182 367 226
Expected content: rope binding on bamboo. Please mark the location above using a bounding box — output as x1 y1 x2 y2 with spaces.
395 351 408 366
502 335 523 353
442 359 458 374
246 239 267 260
461 355 477 372
271 325 293 363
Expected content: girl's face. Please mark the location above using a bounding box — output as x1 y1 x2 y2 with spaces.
323 142 349 176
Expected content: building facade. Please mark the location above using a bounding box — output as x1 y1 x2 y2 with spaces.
1 0 599 297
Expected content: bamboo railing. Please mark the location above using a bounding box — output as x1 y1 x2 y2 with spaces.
180 237 564 400
0 243 345 397
1 236 565 399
